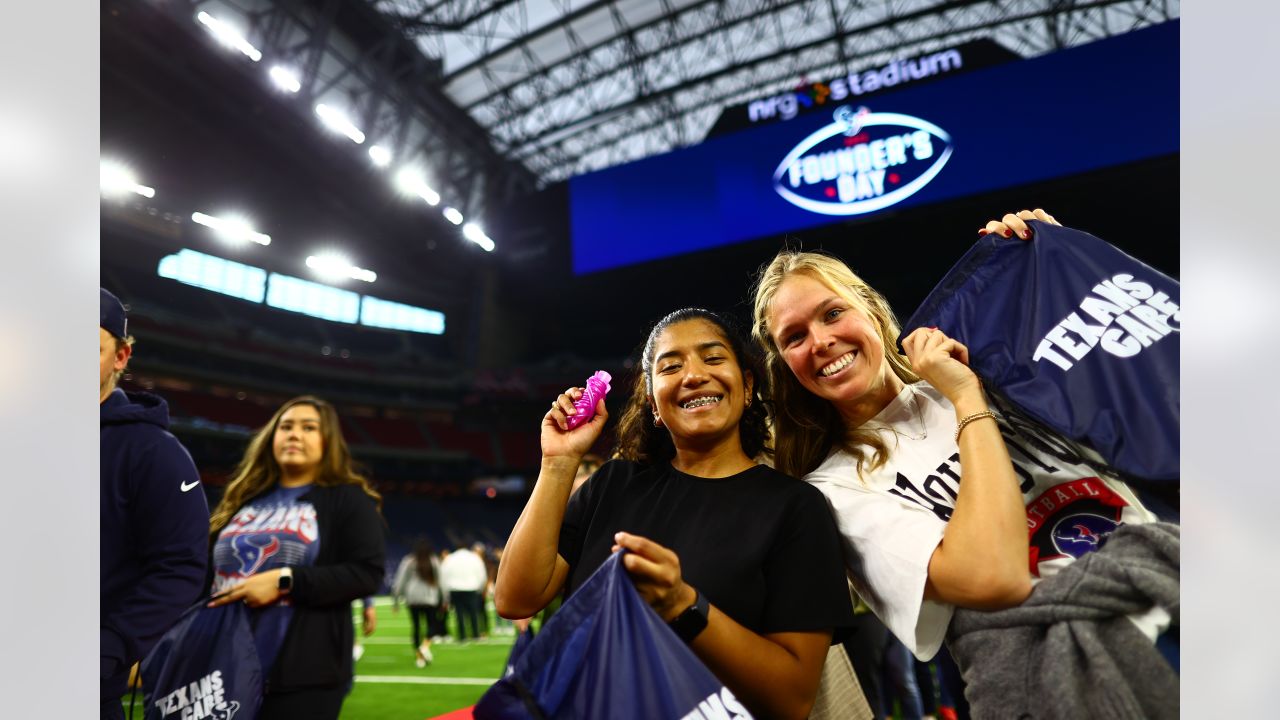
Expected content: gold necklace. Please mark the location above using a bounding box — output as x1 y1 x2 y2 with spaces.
891 385 928 441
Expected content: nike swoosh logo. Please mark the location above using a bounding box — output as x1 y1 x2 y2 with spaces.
180 480 200 492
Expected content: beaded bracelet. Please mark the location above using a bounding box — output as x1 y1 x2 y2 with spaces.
954 410 997 442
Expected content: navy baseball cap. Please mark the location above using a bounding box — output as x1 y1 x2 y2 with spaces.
100 288 128 339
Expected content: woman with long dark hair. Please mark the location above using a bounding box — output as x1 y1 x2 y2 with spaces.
207 395 385 719
393 538 447 666
496 308 854 720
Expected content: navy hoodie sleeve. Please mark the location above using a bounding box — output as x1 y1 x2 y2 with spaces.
100 434 209 678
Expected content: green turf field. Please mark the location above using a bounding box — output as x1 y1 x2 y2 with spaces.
124 597 516 719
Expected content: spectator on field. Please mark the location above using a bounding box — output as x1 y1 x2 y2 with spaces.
496 308 854 719
207 395 386 720
100 287 209 720
440 543 489 642
393 539 448 665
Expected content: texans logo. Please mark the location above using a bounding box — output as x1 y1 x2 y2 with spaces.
1050 513 1120 558
231 535 280 576
211 701 240 720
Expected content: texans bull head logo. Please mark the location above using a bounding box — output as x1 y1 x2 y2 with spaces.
1050 513 1120 558
231 535 280 576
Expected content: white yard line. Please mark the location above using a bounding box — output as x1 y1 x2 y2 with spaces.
357 637 513 645
354 675 496 686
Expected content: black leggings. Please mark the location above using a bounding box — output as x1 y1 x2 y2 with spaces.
259 684 347 720
408 604 445 646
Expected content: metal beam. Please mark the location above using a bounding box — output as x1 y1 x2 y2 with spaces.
520 0 1168 182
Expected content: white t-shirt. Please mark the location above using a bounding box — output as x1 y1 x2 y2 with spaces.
805 382 1161 660
439 549 489 593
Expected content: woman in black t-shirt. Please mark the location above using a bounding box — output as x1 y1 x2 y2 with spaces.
496 308 853 720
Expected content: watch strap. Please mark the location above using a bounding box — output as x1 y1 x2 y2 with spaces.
667 589 709 643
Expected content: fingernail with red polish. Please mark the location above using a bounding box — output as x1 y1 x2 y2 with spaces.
1002 230 1013 238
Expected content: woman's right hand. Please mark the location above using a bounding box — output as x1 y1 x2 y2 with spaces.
901 327 982 403
540 387 608 462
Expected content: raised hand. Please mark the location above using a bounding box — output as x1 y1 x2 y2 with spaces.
978 208 1060 240
901 327 981 403
540 387 608 462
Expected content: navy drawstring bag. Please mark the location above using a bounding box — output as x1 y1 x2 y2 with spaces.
138 601 263 720
503 624 537 676
474 551 754 719
904 222 1179 482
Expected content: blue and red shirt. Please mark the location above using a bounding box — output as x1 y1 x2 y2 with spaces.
212 484 321 674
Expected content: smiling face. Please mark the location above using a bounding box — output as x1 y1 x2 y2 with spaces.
767 272 902 424
648 318 753 452
272 403 325 481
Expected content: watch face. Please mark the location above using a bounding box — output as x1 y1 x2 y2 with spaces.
670 592 708 642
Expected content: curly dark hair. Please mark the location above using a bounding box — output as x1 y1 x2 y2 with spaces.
614 308 773 464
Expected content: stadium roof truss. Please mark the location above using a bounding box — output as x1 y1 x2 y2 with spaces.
162 0 540 219
378 0 1179 185
166 0 1178 197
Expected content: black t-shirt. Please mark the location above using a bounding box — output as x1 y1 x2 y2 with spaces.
558 459 854 637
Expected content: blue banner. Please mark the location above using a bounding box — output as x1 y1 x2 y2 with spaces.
569 21 1178 274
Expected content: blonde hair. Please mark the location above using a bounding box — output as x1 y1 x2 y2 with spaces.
750 250 919 479
209 395 382 538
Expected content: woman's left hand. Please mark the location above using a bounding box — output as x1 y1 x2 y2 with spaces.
208 569 284 608
979 208 1060 240
611 532 697 622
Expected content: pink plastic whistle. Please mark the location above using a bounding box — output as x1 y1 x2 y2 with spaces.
565 370 612 431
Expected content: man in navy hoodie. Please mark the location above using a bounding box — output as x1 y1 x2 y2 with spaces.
100 288 209 718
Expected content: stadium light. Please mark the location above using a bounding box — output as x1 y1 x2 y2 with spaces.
368 145 392 167
306 254 377 283
462 222 495 252
394 168 439 206
190 211 271 246
196 11 262 62
442 207 464 225
268 66 302 93
100 161 155 199
315 104 365 144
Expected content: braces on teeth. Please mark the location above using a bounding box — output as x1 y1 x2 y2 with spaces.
683 396 721 409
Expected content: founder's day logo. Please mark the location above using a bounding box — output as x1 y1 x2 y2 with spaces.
772 106 953 216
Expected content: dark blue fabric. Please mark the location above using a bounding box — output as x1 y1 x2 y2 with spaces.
905 222 1179 481
101 389 209 704
503 626 537 675
140 602 263 720
474 552 751 720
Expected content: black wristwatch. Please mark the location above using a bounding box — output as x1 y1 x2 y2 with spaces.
278 567 294 594
668 589 709 643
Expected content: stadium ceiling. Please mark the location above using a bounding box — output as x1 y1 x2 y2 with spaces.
380 0 1179 186
156 0 1178 208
